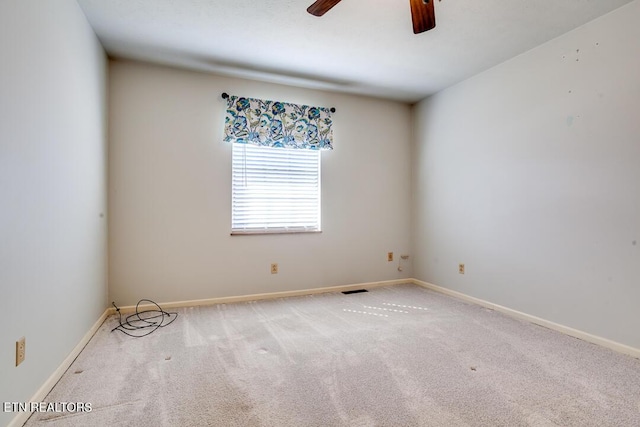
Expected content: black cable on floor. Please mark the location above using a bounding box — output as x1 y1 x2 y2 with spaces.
111 299 178 337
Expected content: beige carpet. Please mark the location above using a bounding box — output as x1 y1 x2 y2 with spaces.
25 284 640 426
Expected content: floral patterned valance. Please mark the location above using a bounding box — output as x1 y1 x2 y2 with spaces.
224 95 333 150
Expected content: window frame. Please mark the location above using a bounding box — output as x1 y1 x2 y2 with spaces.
230 143 322 235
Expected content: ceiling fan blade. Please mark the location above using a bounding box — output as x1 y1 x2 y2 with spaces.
307 0 342 17
410 0 436 34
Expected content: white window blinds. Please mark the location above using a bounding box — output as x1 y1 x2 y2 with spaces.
231 143 321 234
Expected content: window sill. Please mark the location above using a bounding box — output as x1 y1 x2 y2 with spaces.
231 230 322 236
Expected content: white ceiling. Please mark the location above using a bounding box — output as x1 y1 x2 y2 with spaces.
77 0 634 103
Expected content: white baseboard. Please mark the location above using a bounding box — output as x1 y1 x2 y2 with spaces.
411 279 640 360
8 309 110 427
109 279 410 314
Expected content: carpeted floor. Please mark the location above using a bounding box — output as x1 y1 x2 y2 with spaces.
25 284 640 426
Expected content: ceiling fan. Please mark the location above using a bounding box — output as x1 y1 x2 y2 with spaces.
307 0 437 34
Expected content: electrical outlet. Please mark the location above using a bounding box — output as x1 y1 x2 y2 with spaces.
16 337 25 366
387 252 394 262
271 263 278 274
459 263 465 274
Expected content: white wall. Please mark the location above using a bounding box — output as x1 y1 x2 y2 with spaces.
108 60 412 305
0 1 108 424
412 1 640 349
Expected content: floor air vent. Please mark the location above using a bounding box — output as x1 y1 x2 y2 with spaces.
342 289 368 295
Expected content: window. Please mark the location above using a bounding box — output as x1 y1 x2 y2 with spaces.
231 143 321 234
